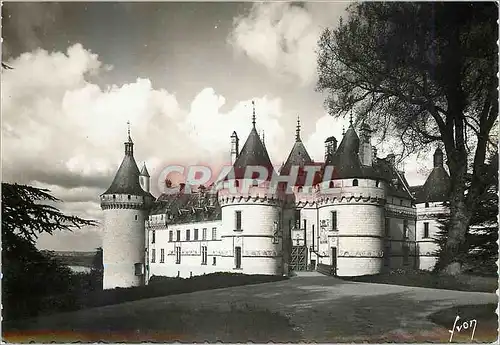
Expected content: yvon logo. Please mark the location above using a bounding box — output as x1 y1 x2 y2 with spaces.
448 315 477 342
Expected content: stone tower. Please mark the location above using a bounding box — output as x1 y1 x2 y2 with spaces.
100 125 154 289
217 101 284 275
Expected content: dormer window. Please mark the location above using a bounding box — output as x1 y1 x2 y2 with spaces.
329 181 334 188
113 195 116 200
353 179 359 187
128 195 131 200
425 202 429 208
235 180 240 188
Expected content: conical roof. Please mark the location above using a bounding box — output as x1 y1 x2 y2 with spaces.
102 138 150 196
140 163 150 177
414 149 450 203
281 116 313 175
230 127 275 180
325 125 363 178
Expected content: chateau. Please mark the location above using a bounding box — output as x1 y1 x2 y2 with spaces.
100 107 450 290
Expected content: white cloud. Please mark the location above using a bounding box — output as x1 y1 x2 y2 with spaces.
228 3 347 85
2 44 292 251
305 114 347 162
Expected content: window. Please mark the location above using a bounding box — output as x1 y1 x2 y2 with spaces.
175 247 181 264
294 209 301 229
425 202 429 208
151 230 156 244
135 215 138 221
194 229 199 241
235 211 242 230
128 195 131 200
169 230 173 242
329 181 334 188
403 219 408 239
375 180 380 187
402 244 409 265
234 246 242 269
400 199 403 206
213 257 216 266
385 218 390 237
383 245 390 267
423 222 429 238
151 248 156 263
201 246 208 265
235 180 240 187
202 228 207 240
113 195 116 200
298 186 303 193
252 179 259 186
176 230 181 242
186 229 191 241
160 248 165 263
353 179 358 186
212 227 217 240
134 263 143 276
331 211 337 231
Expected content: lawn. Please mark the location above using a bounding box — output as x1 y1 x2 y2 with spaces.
342 269 498 293
428 304 498 343
3 303 300 343
4 272 288 321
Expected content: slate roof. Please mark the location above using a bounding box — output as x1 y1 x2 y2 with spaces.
413 166 450 203
324 125 364 179
224 127 276 181
150 189 221 224
321 124 413 199
102 141 152 197
280 135 313 177
140 163 150 177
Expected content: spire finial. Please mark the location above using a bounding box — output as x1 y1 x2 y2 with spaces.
342 125 345 136
349 111 353 127
262 130 265 145
296 115 301 142
252 100 256 128
127 120 132 142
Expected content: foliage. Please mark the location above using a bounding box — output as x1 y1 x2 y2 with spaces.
316 2 498 272
434 152 498 274
343 269 497 293
2 182 97 320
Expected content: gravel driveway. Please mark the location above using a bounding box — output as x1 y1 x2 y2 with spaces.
4 275 497 343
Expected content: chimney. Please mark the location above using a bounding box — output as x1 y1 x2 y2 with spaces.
433 147 444 167
231 131 239 165
372 146 378 164
359 123 373 166
324 136 337 161
386 153 396 167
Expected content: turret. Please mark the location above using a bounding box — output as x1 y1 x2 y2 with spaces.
100 122 154 289
324 136 337 161
140 163 150 193
230 131 239 165
433 147 444 167
218 100 283 275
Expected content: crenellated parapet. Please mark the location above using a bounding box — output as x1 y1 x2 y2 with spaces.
385 204 417 219
100 194 152 210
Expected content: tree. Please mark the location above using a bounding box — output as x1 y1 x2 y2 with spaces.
2 183 97 319
316 2 498 273
434 150 498 274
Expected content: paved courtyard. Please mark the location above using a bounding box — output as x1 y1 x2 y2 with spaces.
5 275 498 343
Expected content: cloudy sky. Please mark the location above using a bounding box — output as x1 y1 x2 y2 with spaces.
2 2 435 252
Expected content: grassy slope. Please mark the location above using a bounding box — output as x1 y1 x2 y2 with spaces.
342 269 498 293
